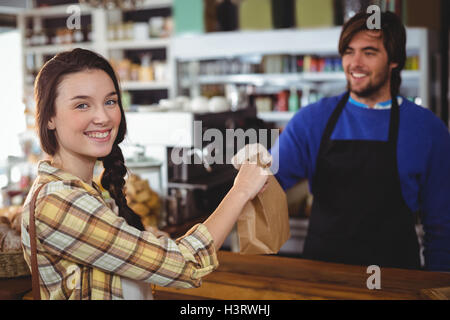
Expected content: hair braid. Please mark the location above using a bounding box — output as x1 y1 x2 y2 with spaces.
100 144 145 231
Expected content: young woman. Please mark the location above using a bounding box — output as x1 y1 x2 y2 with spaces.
21 48 268 300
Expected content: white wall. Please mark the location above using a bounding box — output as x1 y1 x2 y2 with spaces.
0 29 26 160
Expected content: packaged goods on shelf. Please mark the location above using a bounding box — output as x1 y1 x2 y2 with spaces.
297 55 343 73
138 53 153 81
255 96 273 113
108 22 134 41
110 56 167 84
108 18 172 41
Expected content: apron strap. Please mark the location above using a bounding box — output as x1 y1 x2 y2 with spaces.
387 95 400 148
317 92 350 154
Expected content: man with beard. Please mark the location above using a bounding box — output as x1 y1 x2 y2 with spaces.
267 11 450 271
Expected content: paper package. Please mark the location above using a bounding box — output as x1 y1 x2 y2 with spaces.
232 144 290 254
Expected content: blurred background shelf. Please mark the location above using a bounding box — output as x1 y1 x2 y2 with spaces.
121 80 171 90
172 28 426 60
19 3 93 17
24 42 93 54
180 71 421 87
257 111 295 122
107 38 170 50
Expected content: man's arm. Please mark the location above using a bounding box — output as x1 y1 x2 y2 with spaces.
270 110 313 191
420 118 450 271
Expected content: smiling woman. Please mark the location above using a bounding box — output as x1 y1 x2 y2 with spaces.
21 48 268 300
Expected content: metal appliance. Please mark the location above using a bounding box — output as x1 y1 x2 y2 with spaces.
165 108 267 225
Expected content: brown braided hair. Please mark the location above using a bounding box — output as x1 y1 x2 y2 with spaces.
35 48 144 231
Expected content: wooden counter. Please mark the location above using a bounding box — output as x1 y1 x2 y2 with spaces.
0 276 31 300
154 251 450 300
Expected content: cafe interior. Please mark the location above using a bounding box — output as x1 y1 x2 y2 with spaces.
0 0 449 301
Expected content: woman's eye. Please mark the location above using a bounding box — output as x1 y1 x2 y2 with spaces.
76 103 88 110
105 99 117 106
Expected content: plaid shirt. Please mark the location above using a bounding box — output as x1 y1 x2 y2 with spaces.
21 161 218 300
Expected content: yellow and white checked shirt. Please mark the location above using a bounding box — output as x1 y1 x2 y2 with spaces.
21 160 218 299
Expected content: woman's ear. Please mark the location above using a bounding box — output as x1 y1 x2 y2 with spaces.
47 118 56 130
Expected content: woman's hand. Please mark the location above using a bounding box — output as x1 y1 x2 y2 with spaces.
203 161 269 250
231 143 272 170
232 161 269 201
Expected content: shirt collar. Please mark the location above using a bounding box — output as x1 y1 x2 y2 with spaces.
37 160 103 197
348 96 403 110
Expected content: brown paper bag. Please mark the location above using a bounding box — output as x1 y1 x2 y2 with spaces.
237 175 291 254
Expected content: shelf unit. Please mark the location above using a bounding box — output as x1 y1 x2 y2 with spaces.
120 80 171 91
15 1 176 195
17 1 174 129
106 38 170 50
180 70 421 87
171 27 430 123
23 41 93 54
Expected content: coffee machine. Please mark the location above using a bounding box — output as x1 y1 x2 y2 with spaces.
165 108 267 225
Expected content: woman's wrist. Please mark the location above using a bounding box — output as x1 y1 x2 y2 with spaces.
229 185 252 204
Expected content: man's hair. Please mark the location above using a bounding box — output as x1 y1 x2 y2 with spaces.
338 11 407 97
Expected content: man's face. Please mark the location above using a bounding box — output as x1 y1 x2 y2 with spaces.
342 30 398 99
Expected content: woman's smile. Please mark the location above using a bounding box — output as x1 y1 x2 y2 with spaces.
84 129 113 142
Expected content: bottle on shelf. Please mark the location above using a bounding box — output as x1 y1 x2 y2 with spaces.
139 54 154 82
301 85 310 107
288 86 299 112
276 90 289 112
149 17 165 38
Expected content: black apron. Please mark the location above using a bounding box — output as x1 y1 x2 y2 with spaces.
302 92 421 269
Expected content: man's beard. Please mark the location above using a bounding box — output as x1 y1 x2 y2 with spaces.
347 65 391 98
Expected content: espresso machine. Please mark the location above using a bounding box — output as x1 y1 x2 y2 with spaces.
165 108 268 225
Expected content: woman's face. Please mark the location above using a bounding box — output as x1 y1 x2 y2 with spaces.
48 69 122 162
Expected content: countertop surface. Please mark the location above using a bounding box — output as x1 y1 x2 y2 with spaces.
154 250 450 300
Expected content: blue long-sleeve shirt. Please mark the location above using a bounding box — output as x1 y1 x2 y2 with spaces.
270 93 450 271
